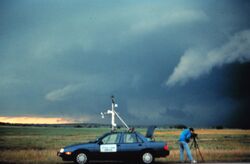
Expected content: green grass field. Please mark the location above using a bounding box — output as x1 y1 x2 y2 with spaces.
0 126 250 163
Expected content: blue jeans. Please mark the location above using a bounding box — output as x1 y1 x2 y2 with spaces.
179 141 193 162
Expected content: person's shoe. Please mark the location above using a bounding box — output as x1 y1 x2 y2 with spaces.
191 160 197 163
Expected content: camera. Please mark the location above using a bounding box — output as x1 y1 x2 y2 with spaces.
191 133 198 139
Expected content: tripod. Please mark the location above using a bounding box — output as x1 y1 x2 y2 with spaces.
189 137 205 162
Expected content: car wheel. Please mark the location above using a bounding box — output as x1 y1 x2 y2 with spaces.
141 152 154 164
74 152 88 164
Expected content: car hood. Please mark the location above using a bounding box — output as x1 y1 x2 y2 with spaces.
64 142 96 152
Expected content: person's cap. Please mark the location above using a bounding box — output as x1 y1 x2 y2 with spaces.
189 127 194 131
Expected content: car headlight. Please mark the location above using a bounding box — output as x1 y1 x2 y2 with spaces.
59 148 64 153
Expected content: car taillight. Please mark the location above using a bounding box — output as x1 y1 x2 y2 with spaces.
164 145 168 151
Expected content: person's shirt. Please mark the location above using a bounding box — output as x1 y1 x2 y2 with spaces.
179 129 191 142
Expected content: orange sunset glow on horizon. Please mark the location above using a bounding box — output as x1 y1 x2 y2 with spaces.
0 116 74 124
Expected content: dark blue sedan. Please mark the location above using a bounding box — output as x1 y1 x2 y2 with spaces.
57 130 169 164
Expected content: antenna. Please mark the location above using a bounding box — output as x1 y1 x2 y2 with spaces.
111 95 116 131
101 96 129 131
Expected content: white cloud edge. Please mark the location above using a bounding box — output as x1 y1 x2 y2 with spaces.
166 29 250 86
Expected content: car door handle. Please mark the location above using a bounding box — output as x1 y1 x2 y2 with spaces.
138 144 142 146
117 144 120 147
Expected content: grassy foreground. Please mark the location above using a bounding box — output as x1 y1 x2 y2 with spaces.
0 126 250 163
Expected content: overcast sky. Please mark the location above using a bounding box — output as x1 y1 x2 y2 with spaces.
1 0 250 128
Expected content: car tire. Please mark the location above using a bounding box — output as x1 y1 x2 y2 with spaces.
74 152 89 164
140 151 155 164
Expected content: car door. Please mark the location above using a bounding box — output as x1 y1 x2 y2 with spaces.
97 133 121 160
118 132 145 160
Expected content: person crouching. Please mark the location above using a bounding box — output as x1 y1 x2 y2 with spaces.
179 127 197 163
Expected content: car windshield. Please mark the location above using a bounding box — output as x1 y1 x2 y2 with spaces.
89 133 108 143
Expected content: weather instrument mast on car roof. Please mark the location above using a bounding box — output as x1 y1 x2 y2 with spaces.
100 95 130 131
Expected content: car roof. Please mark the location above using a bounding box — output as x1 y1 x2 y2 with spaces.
102 131 147 142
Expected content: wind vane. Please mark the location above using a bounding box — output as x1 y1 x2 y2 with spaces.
100 96 129 131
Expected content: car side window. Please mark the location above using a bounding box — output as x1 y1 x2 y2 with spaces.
101 133 120 144
123 133 138 143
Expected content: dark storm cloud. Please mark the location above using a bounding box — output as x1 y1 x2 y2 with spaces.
224 63 250 129
1 0 250 128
